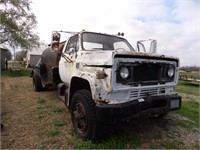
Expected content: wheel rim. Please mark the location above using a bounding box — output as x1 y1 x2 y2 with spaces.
73 102 88 134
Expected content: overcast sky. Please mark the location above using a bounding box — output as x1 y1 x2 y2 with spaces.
31 0 199 66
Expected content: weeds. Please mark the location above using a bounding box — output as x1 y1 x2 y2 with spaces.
161 140 183 149
50 105 64 113
36 97 46 104
48 128 60 137
74 134 141 149
37 113 46 119
54 119 65 127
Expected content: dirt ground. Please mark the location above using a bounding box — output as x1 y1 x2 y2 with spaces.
1 77 199 149
1 77 75 149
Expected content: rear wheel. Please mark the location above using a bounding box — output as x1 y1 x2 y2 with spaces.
70 90 100 141
33 75 43 92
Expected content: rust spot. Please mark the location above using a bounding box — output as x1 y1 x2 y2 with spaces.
98 93 102 100
96 70 107 79
106 82 109 89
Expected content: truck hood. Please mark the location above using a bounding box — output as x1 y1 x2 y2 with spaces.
113 51 179 61
79 50 179 66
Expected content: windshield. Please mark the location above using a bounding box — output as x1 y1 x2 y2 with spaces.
82 32 134 51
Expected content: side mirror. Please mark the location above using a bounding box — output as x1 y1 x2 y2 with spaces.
50 32 61 52
137 41 146 52
150 40 157 53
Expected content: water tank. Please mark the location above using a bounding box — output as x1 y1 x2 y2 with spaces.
41 43 65 68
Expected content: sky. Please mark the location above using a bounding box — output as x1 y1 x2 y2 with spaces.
31 0 199 66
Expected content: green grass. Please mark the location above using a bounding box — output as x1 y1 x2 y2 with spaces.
37 113 46 119
175 120 198 131
175 80 199 96
2 68 199 149
54 119 65 127
48 128 60 137
1 68 32 77
74 134 141 149
175 80 199 124
49 105 64 113
36 97 46 104
175 101 199 126
174 79 199 130
160 140 183 149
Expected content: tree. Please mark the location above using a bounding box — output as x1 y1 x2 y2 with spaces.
0 0 40 50
15 50 26 61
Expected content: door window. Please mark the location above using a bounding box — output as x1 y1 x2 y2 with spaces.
64 35 79 53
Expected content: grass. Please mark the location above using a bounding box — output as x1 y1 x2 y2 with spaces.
37 113 46 119
175 100 199 127
180 71 200 80
54 119 65 127
75 136 125 149
175 80 199 96
74 134 141 149
1 60 32 77
160 140 183 149
1 73 199 149
50 105 64 113
36 97 46 104
175 80 199 122
1 68 32 77
48 128 60 137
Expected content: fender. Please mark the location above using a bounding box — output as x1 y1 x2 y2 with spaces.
67 72 96 106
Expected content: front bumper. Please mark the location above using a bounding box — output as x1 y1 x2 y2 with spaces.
95 94 181 123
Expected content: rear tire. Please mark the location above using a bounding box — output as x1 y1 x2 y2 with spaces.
70 90 101 141
33 75 43 92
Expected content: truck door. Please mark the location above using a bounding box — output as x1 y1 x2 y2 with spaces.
59 35 79 82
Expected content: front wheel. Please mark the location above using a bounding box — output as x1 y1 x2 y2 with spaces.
70 90 100 141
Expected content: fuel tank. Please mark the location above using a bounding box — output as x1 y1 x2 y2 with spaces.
41 43 65 68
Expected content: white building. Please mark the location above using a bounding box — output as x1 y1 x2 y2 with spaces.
25 44 47 67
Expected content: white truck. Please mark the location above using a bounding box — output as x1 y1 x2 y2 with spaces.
31 30 181 140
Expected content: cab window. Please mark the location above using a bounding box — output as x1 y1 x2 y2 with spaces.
64 35 79 53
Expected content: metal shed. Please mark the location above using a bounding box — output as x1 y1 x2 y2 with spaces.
0 48 8 70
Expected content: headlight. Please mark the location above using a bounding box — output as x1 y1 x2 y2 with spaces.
167 65 174 77
120 66 129 79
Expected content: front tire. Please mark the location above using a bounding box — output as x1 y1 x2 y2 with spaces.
70 90 100 141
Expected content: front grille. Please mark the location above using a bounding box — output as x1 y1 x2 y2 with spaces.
140 88 158 97
116 61 174 86
129 88 160 99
